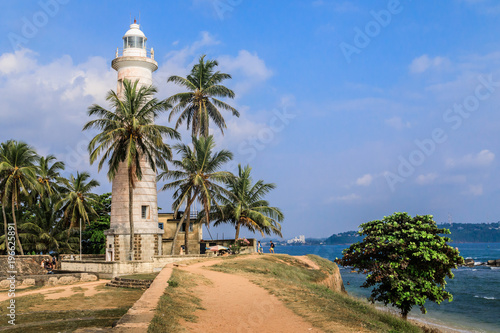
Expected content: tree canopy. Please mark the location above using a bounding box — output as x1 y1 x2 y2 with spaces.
335 212 464 319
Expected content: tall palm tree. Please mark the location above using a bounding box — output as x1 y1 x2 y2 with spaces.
211 164 284 240
84 79 180 260
0 140 39 255
57 171 100 233
36 155 65 199
166 55 240 138
158 135 233 254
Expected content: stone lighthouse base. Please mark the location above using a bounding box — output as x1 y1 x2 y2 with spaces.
104 229 163 262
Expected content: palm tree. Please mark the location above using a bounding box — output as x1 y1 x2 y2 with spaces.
57 171 99 232
158 135 233 254
84 79 180 260
0 142 9 252
35 155 65 199
0 140 39 255
20 194 78 254
166 55 240 138
211 164 284 240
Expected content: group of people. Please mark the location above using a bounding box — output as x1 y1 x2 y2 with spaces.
40 257 57 273
257 241 276 254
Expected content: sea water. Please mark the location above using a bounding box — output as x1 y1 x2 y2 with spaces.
271 243 500 333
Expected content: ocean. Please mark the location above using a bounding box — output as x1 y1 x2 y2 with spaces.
268 243 500 333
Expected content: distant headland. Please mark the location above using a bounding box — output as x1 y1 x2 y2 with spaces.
324 222 500 245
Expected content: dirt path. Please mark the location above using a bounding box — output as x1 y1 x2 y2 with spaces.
0 280 108 302
180 258 324 333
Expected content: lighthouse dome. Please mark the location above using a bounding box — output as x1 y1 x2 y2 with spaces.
123 21 147 49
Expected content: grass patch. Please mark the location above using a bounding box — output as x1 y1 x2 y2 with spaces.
148 269 207 333
210 254 422 333
0 285 144 331
119 272 159 280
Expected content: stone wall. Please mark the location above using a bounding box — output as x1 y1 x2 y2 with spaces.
61 254 211 278
0 272 98 289
0 255 52 276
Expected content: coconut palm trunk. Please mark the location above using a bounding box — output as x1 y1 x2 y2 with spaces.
235 222 241 240
2 201 7 250
11 193 23 255
128 169 135 260
171 194 196 255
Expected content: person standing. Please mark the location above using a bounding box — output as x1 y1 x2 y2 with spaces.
269 241 275 254
257 241 263 254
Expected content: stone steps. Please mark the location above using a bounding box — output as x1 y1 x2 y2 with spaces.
106 277 152 289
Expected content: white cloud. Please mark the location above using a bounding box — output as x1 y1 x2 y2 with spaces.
463 184 484 196
446 150 495 168
409 54 451 74
415 173 438 185
218 50 273 95
0 49 38 75
356 174 373 186
385 116 411 130
327 193 361 203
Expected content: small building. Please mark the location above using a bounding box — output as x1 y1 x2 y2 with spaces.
158 212 203 255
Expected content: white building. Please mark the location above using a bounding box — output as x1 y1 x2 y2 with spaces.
287 235 306 244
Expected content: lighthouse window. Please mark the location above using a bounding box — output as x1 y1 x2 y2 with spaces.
141 205 149 219
124 36 145 49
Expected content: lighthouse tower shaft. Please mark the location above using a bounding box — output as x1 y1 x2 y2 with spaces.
105 21 162 262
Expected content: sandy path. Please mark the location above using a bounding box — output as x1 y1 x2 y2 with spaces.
0 280 108 302
181 259 324 333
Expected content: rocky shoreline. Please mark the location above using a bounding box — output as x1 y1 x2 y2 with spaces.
461 258 500 268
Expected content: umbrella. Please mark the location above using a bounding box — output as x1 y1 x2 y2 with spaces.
208 245 228 251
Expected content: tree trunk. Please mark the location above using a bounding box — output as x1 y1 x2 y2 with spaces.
171 195 196 255
11 199 23 255
185 200 191 255
2 201 7 251
235 222 241 240
402 312 408 321
128 170 135 261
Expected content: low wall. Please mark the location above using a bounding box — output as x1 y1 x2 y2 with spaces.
0 255 52 276
0 272 98 289
61 254 212 278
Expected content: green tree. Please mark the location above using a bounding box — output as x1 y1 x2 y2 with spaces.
0 140 39 255
57 171 100 233
158 135 233 254
335 212 464 320
84 79 180 260
35 154 65 199
211 164 284 239
166 55 239 138
82 193 111 254
19 195 77 254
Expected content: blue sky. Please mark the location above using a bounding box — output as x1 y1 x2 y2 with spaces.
2 0 500 239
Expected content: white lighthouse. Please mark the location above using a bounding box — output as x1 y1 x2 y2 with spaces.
105 20 163 262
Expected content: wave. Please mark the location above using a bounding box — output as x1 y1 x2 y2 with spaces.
474 295 496 300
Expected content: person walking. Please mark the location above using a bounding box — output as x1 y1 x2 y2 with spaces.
257 241 263 254
269 241 275 254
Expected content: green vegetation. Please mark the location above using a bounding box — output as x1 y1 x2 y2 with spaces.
148 269 207 333
210 164 284 239
210 254 422 332
119 272 159 280
0 139 107 255
158 135 234 255
336 212 464 320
